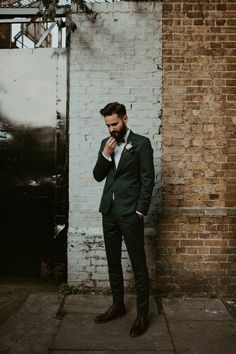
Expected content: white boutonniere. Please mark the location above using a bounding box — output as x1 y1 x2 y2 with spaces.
125 142 133 151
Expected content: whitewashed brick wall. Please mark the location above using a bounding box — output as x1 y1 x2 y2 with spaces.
68 1 162 289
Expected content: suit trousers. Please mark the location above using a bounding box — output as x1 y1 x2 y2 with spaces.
102 200 149 315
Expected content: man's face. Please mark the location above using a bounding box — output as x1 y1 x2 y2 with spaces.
104 113 128 142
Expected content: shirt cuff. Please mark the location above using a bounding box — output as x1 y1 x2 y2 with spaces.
102 152 112 162
136 211 144 217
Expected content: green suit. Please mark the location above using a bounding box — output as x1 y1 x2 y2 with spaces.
93 130 155 315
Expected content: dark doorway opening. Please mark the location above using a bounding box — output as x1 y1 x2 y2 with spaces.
0 118 67 281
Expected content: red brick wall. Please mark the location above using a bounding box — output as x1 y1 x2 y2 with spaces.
160 0 236 296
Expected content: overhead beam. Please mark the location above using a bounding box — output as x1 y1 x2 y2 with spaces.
0 17 64 23
0 7 67 19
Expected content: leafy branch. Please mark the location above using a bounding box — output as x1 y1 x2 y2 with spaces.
42 0 95 22
42 0 59 22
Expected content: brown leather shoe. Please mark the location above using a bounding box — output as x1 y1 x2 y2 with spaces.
129 313 150 337
94 304 126 323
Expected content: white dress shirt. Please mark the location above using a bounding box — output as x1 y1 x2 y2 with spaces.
114 128 130 167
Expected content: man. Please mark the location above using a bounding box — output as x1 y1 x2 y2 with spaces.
93 102 155 337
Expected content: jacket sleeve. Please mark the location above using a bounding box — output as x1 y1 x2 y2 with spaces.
93 139 112 182
136 138 155 216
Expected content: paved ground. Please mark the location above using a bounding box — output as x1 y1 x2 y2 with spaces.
0 279 236 354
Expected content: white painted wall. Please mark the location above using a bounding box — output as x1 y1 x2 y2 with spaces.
68 1 162 289
0 48 66 128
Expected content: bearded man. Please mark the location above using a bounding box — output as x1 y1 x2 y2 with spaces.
93 102 155 337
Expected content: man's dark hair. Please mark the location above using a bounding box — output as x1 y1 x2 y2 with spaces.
100 102 126 118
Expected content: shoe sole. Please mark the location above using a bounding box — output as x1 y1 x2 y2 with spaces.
94 312 126 323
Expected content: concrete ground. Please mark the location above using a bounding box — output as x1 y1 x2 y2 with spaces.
0 279 236 354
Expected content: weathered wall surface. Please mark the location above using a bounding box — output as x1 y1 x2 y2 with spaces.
161 0 236 296
68 2 162 288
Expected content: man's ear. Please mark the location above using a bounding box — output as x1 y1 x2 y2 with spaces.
123 115 128 124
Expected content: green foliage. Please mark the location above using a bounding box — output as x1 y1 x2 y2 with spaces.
41 0 95 22
42 0 59 22
74 0 94 15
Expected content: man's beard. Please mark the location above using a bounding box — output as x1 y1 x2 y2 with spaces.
111 122 127 143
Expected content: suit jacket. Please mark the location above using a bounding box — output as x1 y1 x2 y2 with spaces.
93 130 155 216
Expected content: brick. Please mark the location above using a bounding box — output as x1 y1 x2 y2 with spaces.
221 163 236 170
163 4 173 12
205 255 228 262
186 247 198 254
180 255 203 262
227 19 236 26
217 4 227 11
180 240 203 247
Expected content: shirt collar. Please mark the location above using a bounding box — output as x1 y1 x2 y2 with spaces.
124 128 130 142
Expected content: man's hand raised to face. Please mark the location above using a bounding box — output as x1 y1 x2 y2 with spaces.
103 137 117 158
